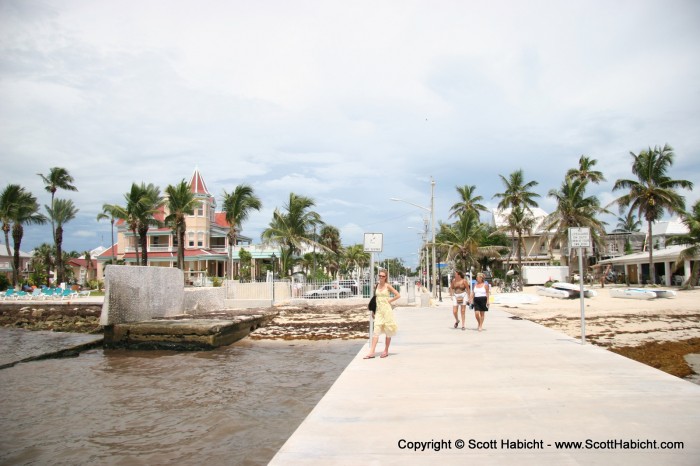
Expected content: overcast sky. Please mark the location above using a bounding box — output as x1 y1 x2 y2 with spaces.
2 0 699 268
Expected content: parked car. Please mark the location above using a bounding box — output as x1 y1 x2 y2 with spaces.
304 284 353 299
334 279 359 295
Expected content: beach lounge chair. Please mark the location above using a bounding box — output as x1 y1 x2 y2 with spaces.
60 288 78 300
1 289 14 300
78 290 92 298
29 288 43 300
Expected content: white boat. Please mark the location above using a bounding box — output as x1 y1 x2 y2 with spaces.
550 282 596 298
609 288 657 300
536 286 572 299
631 288 677 299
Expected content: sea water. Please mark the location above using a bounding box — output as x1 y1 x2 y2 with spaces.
0 330 362 465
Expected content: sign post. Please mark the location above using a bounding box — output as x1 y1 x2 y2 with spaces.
569 227 591 344
364 233 383 345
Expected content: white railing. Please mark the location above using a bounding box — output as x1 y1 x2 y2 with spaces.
224 276 416 304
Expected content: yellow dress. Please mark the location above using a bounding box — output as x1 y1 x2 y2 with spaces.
373 288 398 336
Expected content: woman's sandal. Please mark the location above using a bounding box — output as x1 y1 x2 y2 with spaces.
363 355 375 359
454 321 459 328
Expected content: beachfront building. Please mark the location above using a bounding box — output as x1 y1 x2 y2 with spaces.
97 169 279 283
490 207 563 268
597 219 696 286
0 243 32 284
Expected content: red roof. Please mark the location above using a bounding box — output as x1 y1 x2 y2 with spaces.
215 212 231 227
97 245 118 258
189 168 210 195
68 258 98 268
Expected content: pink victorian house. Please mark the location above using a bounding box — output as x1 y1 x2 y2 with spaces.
97 169 253 283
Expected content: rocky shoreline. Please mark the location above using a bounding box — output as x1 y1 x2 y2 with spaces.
2 300 697 382
0 302 370 340
0 303 102 333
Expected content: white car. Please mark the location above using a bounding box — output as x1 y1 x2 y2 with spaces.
304 285 353 299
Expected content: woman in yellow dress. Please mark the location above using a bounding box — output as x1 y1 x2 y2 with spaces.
364 270 401 359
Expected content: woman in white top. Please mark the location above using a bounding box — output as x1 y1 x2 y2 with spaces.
470 272 490 332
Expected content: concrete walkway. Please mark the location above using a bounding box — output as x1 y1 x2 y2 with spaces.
271 300 700 465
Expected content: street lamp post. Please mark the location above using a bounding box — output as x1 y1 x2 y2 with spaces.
391 177 437 299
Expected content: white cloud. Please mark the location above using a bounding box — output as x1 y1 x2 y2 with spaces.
1 0 699 263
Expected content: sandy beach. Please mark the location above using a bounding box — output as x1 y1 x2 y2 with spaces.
496 285 700 348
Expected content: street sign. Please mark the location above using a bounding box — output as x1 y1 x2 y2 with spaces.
363 233 383 252
568 227 591 248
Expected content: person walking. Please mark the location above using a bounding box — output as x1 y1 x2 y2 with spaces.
449 270 470 330
364 270 401 359
470 272 490 332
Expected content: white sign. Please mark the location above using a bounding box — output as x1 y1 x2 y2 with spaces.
363 233 383 252
568 227 591 248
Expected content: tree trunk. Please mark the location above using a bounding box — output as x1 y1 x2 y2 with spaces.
138 226 148 266
681 261 699 290
647 220 654 285
517 229 523 289
11 224 23 287
4 226 17 286
110 219 116 264
55 226 64 284
131 226 139 265
177 224 185 271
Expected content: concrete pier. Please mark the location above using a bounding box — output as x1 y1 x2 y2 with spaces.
271 302 700 465
103 315 270 350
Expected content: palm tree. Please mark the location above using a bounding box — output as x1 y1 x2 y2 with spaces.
449 185 488 220
342 244 370 281
437 212 503 273
97 204 121 265
613 211 642 233
566 155 606 184
32 243 55 287
613 210 642 255
0 185 47 286
612 144 693 284
493 169 541 212
136 183 164 266
261 193 324 276
540 178 607 269
0 184 22 279
111 184 146 263
667 200 700 289
45 198 78 284
38 167 77 245
495 206 536 285
493 169 540 285
319 225 342 278
165 180 200 271
222 184 262 279
82 250 93 285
